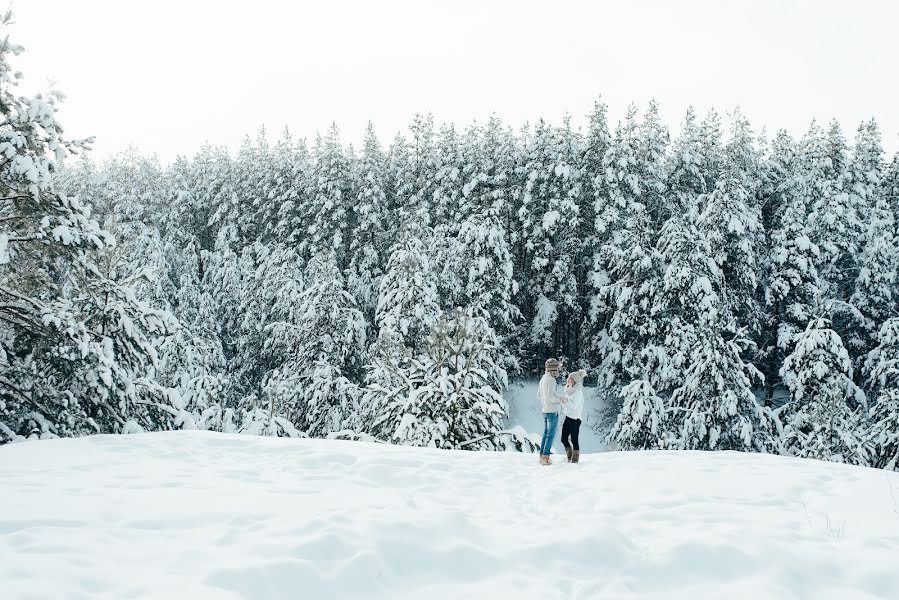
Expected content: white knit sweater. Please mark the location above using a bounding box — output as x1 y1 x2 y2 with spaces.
538 373 565 413
564 385 585 420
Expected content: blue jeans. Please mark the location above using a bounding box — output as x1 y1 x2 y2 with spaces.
540 412 559 456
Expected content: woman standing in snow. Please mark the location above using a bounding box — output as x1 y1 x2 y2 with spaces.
561 369 587 463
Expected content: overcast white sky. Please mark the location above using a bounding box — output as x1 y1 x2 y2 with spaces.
11 0 899 163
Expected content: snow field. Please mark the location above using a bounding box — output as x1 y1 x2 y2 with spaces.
2 432 899 599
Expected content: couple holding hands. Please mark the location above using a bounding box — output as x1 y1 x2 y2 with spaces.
537 358 586 465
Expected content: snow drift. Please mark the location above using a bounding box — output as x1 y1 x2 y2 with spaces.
2 432 898 599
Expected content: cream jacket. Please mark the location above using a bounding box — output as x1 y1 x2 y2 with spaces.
538 373 565 413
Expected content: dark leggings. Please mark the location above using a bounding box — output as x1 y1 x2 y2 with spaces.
561 417 581 451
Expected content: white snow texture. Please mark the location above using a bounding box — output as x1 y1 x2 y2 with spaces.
2 432 898 599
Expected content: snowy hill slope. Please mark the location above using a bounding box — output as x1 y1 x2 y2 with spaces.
2 433 899 599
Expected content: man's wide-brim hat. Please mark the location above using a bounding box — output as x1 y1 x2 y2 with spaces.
545 358 562 373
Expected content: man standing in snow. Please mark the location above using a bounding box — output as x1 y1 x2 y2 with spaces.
538 358 566 465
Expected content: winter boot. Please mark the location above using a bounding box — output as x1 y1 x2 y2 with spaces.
572 450 580 464
538 454 545 465
565 447 573 463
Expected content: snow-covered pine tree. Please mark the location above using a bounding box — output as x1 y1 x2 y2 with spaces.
759 131 798 234
230 241 300 400
863 318 899 470
364 231 442 437
638 100 671 230
63 151 176 310
46 246 177 435
296 251 367 381
207 148 243 244
607 379 672 450
851 193 898 350
641 107 710 386
582 98 613 220
89 210 174 334
224 131 268 246
756 131 801 398
516 118 584 362
0 14 172 441
255 128 302 244
82 213 181 420
765 163 822 357
652 209 768 453
193 235 260 413
203 226 245 357
199 241 306 438
846 120 884 226
699 110 764 330
376 236 440 357
306 124 354 269
843 121 891 352
173 144 232 254
156 269 230 432
590 104 664 388
699 108 725 187
158 235 199 317
408 113 438 226
443 207 520 370
806 121 862 309
461 116 521 219
392 308 508 449
430 123 478 308
385 133 413 223
448 117 524 334
347 123 389 323
271 136 311 246
666 107 708 214
673 322 775 452
578 99 612 365
261 251 366 436
432 122 465 228
884 151 899 222
824 119 850 181
362 327 415 439
778 318 869 465
655 214 718 391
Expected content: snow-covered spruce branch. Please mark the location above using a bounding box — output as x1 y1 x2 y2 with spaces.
457 430 532 449
456 430 538 451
